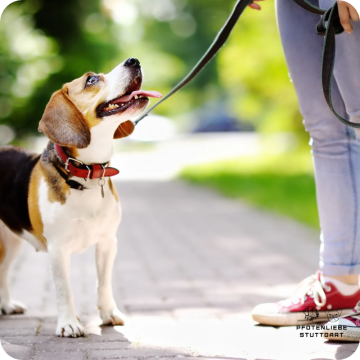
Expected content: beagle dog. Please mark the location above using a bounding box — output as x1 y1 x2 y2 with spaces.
0 58 161 337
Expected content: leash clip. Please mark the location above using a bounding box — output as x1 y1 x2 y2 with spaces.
99 165 107 199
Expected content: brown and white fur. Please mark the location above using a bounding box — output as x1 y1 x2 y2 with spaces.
0 58 150 337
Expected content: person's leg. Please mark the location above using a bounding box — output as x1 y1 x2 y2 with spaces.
277 0 360 278
251 0 360 326
319 0 360 281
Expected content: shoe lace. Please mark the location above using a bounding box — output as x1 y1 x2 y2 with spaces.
280 272 331 308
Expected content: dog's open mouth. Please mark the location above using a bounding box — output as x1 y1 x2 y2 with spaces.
97 77 162 118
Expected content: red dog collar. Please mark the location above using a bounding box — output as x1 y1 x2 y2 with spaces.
55 144 119 180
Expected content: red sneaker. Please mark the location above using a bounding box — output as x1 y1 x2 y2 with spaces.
251 271 360 326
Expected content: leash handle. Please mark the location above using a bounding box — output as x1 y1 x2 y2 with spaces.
293 0 360 128
133 0 254 125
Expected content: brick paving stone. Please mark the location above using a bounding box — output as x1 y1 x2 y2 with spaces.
0 328 38 337
2 335 62 345
33 351 85 360
88 347 193 360
0 180 359 360
35 340 131 353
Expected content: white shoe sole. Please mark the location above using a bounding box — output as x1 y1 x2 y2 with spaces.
251 308 354 326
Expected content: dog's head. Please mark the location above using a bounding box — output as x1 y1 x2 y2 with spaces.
38 58 161 148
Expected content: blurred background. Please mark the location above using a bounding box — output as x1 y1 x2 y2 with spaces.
0 0 319 228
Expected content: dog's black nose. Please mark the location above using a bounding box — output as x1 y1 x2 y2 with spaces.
124 58 140 68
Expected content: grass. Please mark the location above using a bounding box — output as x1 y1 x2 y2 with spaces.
180 148 320 228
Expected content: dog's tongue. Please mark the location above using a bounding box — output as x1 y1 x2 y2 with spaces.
114 90 162 103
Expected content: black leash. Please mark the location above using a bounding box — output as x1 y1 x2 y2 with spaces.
292 0 360 128
133 0 253 125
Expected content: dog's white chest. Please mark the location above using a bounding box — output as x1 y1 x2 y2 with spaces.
34 178 121 253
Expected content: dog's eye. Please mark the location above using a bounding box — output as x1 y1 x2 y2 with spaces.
86 76 99 87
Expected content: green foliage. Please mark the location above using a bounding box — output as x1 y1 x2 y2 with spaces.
0 0 118 137
217 2 304 134
0 0 304 141
180 149 320 228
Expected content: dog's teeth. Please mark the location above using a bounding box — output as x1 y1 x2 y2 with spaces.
104 103 120 112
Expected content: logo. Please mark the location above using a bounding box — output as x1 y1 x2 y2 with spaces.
326 309 342 322
303 306 319 321
296 324 347 338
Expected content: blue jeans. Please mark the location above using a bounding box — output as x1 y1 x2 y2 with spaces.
276 0 360 275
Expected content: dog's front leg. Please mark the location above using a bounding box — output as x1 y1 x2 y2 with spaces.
96 237 125 325
48 246 84 337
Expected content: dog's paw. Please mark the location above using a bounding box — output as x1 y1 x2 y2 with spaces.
1 300 26 315
56 320 84 338
100 308 126 326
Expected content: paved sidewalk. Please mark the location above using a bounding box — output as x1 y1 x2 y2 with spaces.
0 180 359 360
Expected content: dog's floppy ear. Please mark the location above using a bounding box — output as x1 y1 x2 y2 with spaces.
114 120 135 139
38 87 91 149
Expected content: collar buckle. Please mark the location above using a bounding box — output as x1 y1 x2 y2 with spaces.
101 164 106 179
64 157 83 172
85 165 91 181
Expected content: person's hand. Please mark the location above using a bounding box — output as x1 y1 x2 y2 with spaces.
338 0 359 33
248 0 264 11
